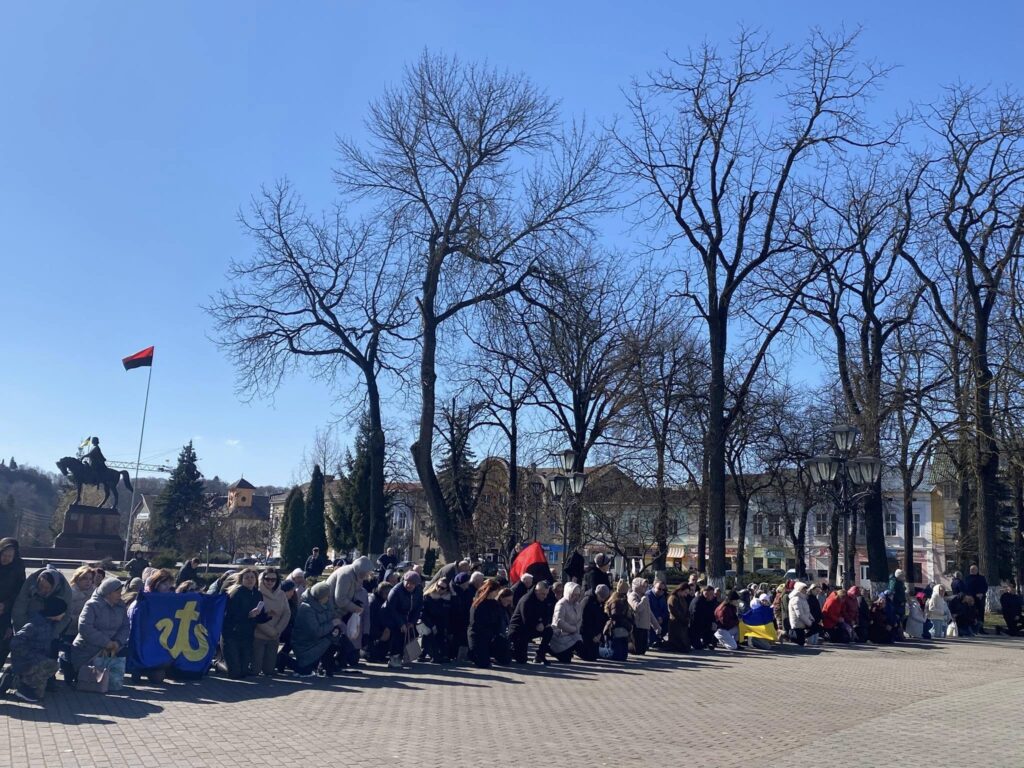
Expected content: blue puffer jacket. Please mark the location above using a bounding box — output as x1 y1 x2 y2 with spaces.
646 588 668 632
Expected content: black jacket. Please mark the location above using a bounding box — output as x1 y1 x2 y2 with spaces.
508 591 553 636
384 583 420 628
0 538 26 634
176 562 199 586
580 590 607 641
124 557 149 580
469 598 506 643
583 566 610 594
563 551 585 582
689 595 717 630
223 585 270 641
304 553 328 578
421 594 452 631
999 591 1022 618
964 573 989 599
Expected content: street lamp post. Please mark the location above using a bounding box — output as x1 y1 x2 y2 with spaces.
546 449 586 577
806 424 882 588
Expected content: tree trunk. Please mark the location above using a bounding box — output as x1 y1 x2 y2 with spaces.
828 508 840 587
973 336 1001 610
902 478 915 589
411 318 460 562
1015 468 1024 591
365 374 387 557
505 413 519 558
862 486 888 589
706 312 727 587
653 445 668 572
735 498 748 578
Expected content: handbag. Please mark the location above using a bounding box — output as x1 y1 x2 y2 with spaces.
94 655 126 691
345 614 362 643
402 630 421 664
76 662 110 694
946 622 959 638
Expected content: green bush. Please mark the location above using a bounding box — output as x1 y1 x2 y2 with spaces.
151 549 179 569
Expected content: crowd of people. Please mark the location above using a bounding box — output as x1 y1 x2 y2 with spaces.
0 537 1021 705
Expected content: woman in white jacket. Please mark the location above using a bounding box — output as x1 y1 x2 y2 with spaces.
549 582 583 663
926 584 953 640
787 582 813 646
627 578 660 655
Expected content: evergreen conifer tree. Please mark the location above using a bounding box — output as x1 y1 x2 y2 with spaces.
280 486 308 571
305 464 329 555
150 441 205 552
326 468 357 555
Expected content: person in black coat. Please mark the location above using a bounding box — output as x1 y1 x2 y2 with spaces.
376 548 398 581
468 581 512 667
384 571 422 666
446 572 475 661
176 557 201 587
582 554 612 594
964 565 989 633
508 581 554 664
123 553 150 581
511 573 534 608
364 582 393 663
420 578 453 662
0 538 26 669
689 586 718 650
997 584 1022 636
578 585 610 661
807 585 824 642
304 548 328 579
562 548 585 584
218 568 270 678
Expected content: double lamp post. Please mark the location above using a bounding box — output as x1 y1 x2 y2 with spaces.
806 424 882 588
530 449 586 572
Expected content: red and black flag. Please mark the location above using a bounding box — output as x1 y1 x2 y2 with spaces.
122 346 155 371
509 541 553 585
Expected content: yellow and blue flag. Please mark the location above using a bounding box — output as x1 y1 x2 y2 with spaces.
127 592 227 674
738 603 778 643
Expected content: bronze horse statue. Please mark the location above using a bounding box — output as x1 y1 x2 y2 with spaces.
56 457 133 509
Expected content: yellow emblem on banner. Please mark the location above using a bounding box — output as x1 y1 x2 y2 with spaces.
155 601 210 662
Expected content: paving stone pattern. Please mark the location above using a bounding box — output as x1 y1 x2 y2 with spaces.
2 636 1022 768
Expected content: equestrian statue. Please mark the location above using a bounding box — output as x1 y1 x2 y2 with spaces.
56 437 133 509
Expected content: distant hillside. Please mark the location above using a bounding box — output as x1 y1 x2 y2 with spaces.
0 460 60 545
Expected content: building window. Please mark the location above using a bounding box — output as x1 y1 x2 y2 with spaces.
628 517 640 534
912 513 921 539
768 517 781 537
816 569 828 579
911 562 923 583
753 557 764 571
725 518 733 540
668 517 679 537
884 512 898 537
814 512 828 536
753 514 764 536
944 516 957 535
860 563 870 582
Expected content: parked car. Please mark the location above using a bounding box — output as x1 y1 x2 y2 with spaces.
233 556 257 565
395 560 416 570
265 557 282 567
755 568 785 577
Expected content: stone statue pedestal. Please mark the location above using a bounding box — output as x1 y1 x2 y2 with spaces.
53 504 126 558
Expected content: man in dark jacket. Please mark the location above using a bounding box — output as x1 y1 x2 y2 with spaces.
582 554 611 594
964 564 990 633
511 573 534 608
562 548 585 584
304 547 328 578
384 571 422 668
176 557 201 587
997 584 1022 636
578 584 610 661
508 581 554 664
123 553 149 580
689 586 718 650
376 548 398 580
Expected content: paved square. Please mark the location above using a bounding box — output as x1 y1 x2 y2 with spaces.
2 636 1021 768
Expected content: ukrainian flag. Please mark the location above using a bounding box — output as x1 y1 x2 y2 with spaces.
738 603 778 643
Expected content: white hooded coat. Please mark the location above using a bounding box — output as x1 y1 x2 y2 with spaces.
550 582 583 654
788 582 812 629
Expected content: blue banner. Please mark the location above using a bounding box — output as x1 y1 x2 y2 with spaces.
127 591 227 674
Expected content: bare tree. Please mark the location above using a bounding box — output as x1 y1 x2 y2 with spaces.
617 28 889 586
899 87 1024 606
335 52 609 561
208 181 411 559
797 152 923 591
520 249 638 552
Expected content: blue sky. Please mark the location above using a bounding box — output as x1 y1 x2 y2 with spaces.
1 2 1021 487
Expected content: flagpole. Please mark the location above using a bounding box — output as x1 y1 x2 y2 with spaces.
124 363 153 562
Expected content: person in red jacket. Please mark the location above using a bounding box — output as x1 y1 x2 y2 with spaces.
842 586 861 642
821 588 851 643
